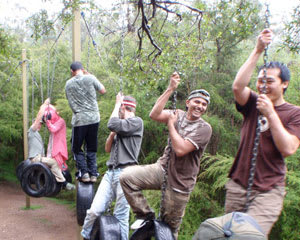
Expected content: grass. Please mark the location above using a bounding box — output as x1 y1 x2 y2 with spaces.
0 160 19 183
20 205 43 210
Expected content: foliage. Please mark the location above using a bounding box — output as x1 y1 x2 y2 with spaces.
282 4 300 54
1 0 300 238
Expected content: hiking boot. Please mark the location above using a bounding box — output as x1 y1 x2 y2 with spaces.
65 182 76 190
81 173 90 182
90 175 97 183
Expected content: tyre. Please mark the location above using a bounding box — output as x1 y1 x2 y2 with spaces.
90 218 100 240
16 159 31 181
62 169 72 183
76 181 94 226
21 162 54 198
45 176 62 197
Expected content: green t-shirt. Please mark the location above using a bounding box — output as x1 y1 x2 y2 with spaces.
65 74 104 127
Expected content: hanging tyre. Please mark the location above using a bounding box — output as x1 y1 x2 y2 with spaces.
90 217 100 240
21 162 54 198
76 181 94 226
62 169 72 183
16 159 31 181
45 176 62 197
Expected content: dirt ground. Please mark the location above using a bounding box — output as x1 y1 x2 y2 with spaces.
0 180 81 240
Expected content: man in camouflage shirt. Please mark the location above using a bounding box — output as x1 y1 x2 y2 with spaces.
120 72 212 239
65 61 106 182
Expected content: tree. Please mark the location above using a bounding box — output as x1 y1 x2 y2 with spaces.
283 4 300 53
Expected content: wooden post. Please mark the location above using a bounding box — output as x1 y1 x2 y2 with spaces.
72 9 83 240
22 49 30 208
72 9 81 61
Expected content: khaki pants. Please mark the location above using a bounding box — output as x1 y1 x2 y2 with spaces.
120 162 190 239
32 154 66 183
225 179 285 236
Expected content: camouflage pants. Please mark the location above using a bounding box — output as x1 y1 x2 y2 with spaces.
120 162 190 239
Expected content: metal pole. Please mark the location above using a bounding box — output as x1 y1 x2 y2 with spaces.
22 49 30 208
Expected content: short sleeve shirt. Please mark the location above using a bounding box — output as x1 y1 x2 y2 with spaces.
229 91 300 191
107 116 144 166
65 74 103 127
158 110 212 193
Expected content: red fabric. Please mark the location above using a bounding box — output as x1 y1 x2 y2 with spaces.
45 105 68 170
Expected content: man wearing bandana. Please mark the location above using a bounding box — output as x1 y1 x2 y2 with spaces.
120 72 212 239
81 92 143 240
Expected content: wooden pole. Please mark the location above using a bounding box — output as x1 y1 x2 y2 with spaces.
72 9 81 61
72 7 83 240
22 49 30 208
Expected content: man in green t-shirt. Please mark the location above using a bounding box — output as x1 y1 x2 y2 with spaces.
65 61 106 183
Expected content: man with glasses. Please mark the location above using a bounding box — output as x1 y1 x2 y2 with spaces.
120 72 212 239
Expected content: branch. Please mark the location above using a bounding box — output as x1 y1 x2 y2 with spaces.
134 0 203 61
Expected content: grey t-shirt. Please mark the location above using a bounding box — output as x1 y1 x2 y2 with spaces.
65 73 104 127
107 116 144 166
28 127 44 159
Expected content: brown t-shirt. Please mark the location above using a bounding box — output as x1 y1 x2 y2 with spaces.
229 91 300 191
158 110 212 193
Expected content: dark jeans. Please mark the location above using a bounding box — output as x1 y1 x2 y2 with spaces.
72 122 99 177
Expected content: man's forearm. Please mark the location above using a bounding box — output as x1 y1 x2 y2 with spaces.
149 87 173 119
110 103 121 119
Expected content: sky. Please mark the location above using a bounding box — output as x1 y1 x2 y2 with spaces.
0 0 299 28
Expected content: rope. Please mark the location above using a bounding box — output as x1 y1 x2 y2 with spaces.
0 61 23 93
39 60 44 103
244 3 270 212
32 26 66 64
81 12 103 63
31 62 35 121
81 11 117 95
172 20 180 113
119 0 126 93
49 49 58 100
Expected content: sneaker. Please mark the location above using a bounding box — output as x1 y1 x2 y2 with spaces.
131 219 146 230
81 173 90 182
65 182 76 190
90 175 97 183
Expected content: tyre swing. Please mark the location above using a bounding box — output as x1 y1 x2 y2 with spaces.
75 11 104 227
77 10 123 238
130 97 176 240
193 5 271 240
21 161 54 198
18 35 67 198
16 159 31 181
130 16 184 240
76 181 95 226
89 138 122 240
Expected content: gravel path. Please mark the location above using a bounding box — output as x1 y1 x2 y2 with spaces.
0 180 80 240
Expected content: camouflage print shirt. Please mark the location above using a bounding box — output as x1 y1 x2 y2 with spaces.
158 110 212 193
65 73 104 127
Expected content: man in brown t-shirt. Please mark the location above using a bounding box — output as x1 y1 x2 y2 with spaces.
120 72 212 239
225 29 300 236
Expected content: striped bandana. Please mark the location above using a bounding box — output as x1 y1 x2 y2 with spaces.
122 100 136 108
